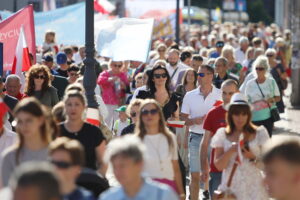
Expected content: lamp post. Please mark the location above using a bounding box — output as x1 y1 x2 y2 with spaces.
83 0 98 108
175 0 180 44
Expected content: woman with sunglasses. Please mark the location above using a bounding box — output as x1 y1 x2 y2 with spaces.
211 93 269 200
97 60 129 129
266 48 288 113
121 99 143 136
135 99 185 200
59 90 107 175
1 97 52 186
24 64 59 107
136 65 180 121
244 55 281 137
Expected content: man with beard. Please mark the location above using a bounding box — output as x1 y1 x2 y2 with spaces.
166 49 189 91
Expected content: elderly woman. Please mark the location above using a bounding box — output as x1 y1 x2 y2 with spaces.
97 60 129 129
244 55 281 137
266 48 288 113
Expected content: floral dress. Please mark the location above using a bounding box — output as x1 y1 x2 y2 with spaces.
211 126 270 200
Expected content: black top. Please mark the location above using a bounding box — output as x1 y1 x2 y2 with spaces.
3 94 18 111
64 187 96 200
136 90 180 120
271 64 286 91
121 123 135 136
59 123 105 170
56 68 68 78
213 73 239 89
52 75 69 100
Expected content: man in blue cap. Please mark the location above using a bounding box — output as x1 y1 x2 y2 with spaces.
56 52 69 78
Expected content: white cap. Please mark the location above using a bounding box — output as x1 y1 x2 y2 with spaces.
225 93 251 110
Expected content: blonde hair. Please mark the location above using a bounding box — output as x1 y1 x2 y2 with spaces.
221 45 235 60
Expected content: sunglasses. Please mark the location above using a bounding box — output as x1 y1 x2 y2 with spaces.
51 160 74 169
130 112 137 117
158 49 166 52
153 73 167 79
216 43 224 48
266 54 274 57
256 67 266 71
113 64 122 68
198 72 212 77
141 108 159 116
34 75 45 79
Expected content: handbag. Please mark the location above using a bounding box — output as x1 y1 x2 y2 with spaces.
213 159 238 200
255 80 280 122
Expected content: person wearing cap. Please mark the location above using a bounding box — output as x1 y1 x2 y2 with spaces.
235 36 249 64
43 53 59 76
210 41 225 59
56 52 69 78
211 92 269 199
113 105 130 137
200 79 239 198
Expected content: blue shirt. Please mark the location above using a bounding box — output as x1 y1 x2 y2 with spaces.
99 179 179 200
64 187 96 200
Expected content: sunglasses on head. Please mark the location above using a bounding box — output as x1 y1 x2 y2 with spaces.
153 73 167 79
130 112 137 117
34 75 45 79
256 67 266 71
51 160 74 169
141 108 159 116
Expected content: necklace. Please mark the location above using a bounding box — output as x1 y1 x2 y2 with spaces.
146 134 164 171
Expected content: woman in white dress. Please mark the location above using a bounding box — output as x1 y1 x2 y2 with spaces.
211 93 270 200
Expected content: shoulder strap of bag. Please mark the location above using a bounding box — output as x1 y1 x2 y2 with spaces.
256 80 271 110
170 67 179 80
226 157 238 187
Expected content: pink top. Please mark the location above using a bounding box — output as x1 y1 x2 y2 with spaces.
97 70 129 105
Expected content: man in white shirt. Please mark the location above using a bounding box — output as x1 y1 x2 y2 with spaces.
235 36 249 64
166 49 189 91
181 65 222 200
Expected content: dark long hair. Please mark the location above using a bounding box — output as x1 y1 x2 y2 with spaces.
147 65 171 96
225 104 257 136
25 64 52 97
13 97 51 164
135 99 174 152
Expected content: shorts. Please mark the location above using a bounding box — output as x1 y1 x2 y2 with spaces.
188 132 204 173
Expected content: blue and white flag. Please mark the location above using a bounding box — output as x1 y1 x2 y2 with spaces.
96 18 154 63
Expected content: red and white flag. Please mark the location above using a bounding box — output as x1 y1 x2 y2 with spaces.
0 98 9 129
94 0 115 14
86 108 101 127
12 26 31 76
0 5 35 72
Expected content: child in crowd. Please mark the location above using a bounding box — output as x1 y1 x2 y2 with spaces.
113 105 130 137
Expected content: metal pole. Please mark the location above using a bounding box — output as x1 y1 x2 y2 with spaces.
175 0 180 44
83 0 98 108
13 0 17 12
187 0 191 46
290 0 300 106
208 0 212 32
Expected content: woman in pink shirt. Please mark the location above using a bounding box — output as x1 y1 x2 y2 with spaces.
97 60 129 129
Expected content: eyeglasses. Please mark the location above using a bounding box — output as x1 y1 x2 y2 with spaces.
141 108 159 116
255 67 266 71
50 160 74 169
266 54 274 57
130 112 137 117
198 72 212 77
153 73 167 79
34 75 45 79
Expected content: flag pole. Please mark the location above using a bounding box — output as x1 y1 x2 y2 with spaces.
175 0 180 44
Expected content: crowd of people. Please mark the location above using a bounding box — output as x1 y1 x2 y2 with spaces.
0 21 297 200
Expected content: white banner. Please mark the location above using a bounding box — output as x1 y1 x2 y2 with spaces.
96 18 154 62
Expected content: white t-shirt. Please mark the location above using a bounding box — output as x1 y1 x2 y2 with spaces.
181 86 222 134
143 133 178 180
166 63 189 91
113 119 130 136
